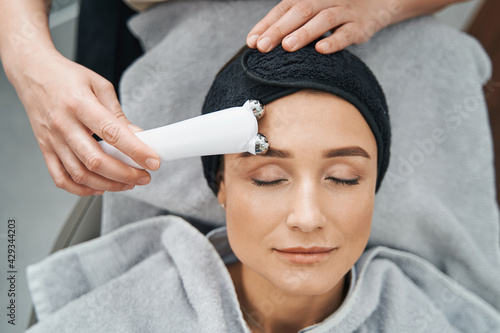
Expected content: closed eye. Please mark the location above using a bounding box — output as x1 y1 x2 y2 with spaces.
251 178 287 187
326 177 360 186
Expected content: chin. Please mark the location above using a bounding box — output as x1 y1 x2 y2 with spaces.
272 270 342 296
286 284 338 297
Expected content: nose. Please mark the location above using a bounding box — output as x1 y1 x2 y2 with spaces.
286 181 327 232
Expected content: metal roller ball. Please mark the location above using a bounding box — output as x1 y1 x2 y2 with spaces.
254 133 269 155
248 100 264 119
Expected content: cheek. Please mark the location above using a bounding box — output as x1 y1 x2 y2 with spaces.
224 179 284 260
331 190 374 256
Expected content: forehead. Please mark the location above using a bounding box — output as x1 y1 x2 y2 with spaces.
257 90 376 152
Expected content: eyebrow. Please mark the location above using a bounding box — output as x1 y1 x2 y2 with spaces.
323 146 371 159
239 146 370 159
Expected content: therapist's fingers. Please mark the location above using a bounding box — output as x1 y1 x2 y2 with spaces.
74 92 160 172
247 0 384 54
43 121 145 195
247 0 338 52
56 145 137 193
43 149 105 197
54 116 152 186
315 22 370 54
247 0 302 51
281 6 349 52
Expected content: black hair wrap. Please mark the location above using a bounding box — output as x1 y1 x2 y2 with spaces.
202 43 390 193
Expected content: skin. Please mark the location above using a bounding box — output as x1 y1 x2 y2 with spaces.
0 0 464 195
218 90 378 332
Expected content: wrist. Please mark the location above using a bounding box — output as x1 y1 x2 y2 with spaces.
363 0 403 27
0 0 55 81
1 39 59 86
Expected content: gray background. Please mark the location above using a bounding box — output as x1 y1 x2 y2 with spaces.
0 0 487 332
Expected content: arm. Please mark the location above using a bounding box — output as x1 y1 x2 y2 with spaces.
0 0 160 196
247 0 470 54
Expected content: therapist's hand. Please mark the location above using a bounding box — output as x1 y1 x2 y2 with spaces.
247 0 466 54
8 49 161 196
247 0 385 54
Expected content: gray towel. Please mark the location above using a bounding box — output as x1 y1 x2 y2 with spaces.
26 216 500 332
353 20 500 311
27 216 247 333
103 0 500 313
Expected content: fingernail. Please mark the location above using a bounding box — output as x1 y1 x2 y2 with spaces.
138 176 150 185
128 124 143 133
319 42 329 53
247 34 259 47
145 158 160 170
258 37 271 52
94 191 104 196
284 35 297 50
123 184 135 191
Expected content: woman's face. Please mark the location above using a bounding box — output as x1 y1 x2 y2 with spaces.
218 90 378 296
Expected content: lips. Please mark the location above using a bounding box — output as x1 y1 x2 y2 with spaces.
274 247 335 264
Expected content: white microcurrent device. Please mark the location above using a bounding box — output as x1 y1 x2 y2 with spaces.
98 100 268 169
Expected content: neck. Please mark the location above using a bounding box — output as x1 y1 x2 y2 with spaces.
228 262 347 333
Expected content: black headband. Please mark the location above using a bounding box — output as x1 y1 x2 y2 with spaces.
202 43 391 193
